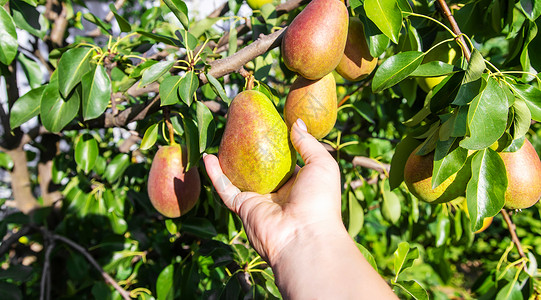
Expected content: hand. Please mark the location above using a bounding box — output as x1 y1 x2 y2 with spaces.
203 119 343 264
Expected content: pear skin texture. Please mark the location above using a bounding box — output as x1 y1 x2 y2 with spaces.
335 18 377 81
281 0 348 80
284 73 337 139
404 148 470 204
500 139 541 209
219 90 296 194
147 145 201 218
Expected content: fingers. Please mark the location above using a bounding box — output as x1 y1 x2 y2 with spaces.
203 153 241 211
290 119 336 167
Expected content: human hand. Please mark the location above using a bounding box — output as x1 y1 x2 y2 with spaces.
203 119 344 264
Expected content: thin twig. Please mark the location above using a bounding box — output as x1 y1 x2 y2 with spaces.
435 0 471 61
501 209 527 258
0 226 34 257
40 235 55 300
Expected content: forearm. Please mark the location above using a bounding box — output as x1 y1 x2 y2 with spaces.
271 222 397 300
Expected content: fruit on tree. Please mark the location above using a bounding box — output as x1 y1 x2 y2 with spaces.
499 139 541 209
147 144 201 218
219 90 296 194
281 0 348 80
335 18 377 81
284 73 337 139
246 0 273 10
416 42 459 92
404 147 470 204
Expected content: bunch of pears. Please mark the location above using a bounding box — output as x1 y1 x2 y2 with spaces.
219 0 377 194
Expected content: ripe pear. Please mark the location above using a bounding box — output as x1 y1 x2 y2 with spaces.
284 73 337 139
500 139 541 209
404 147 470 204
281 0 348 80
147 144 201 218
219 90 296 194
335 18 377 81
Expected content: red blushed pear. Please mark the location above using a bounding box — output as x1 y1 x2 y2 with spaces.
500 139 541 210
284 72 337 139
335 18 377 82
147 144 201 218
281 0 349 80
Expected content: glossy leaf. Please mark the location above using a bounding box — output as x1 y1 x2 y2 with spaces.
394 280 429 300
104 154 130 183
163 0 189 30
0 152 14 170
410 61 456 77
356 243 378 272
347 191 364 237
510 83 541 122
10 0 45 38
389 134 422 189
140 123 159 150
205 73 231 104
429 71 465 113
137 30 182 46
10 86 45 129
83 13 111 33
40 79 80 133
156 264 174 300
512 97 532 139
432 142 468 189
179 71 199 106
466 149 507 232
364 0 402 44
372 51 424 93
452 49 486 106
381 180 401 224
196 101 215 153
109 3 131 32
159 76 182 106
57 47 94 98
520 0 541 21
435 211 450 247
460 77 508 150
182 115 199 171
495 281 522 300
393 241 419 276
0 6 18 65
75 134 98 174
17 53 42 88
82 64 111 120
140 60 174 87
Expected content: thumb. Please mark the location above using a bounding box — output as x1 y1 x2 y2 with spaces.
290 119 335 167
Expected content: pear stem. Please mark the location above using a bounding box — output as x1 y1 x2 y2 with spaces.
501 209 527 258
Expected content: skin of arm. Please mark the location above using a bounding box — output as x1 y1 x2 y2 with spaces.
203 119 397 299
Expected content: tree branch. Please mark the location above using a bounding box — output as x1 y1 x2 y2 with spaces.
501 209 527 258
436 0 471 61
0 226 34 258
352 156 390 174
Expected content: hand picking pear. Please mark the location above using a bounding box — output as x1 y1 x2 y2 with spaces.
147 144 201 218
281 0 348 80
284 73 337 139
219 90 296 194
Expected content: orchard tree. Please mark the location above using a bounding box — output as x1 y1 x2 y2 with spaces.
1 0 541 299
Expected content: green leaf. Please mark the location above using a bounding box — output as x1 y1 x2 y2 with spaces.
9 0 45 38
466 149 507 232
75 134 98 174
109 3 131 32
165 219 178 235
196 101 215 153
394 280 429 300
521 0 541 21
347 191 364 237
205 73 231 104
432 141 468 189
57 47 94 98
159 75 182 106
460 77 508 150
393 241 419 276
356 243 378 272
10 86 45 129
381 179 401 224
181 217 217 239
83 13 111 33
228 22 237 57
372 51 424 93
40 79 80 133
495 281 522 300
182 115 199 171
512 97 532 139
359 12 390 58
364 0 402 44
156 264 174 300
140 123 159 150
189 17 220 38
435 210 450 247
130 60 158 78
17 53 42 88
429 71 465 113
137 30 182 46
510 83 541 122
82 64 111 120
179 71 199 106
140 60 174 87
0 152 14 170
104 153 130 183
0 6 18 65
452 49 486 106
410 61 456 77
163 0 189 30
389 134 422 190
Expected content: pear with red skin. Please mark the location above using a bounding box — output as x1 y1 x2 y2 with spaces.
284 73 337 139
147 144 201 218
500 139 541 209
335 18 377 81
281 0 348 80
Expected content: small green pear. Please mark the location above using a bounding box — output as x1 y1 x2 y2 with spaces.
219 90 296 194
284 73 337 139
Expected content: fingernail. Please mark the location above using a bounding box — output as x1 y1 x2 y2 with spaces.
202 153 208 159
296 119 307 132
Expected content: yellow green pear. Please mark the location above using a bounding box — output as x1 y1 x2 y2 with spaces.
284 73 337 139
246 0 273 10
335 18 377 81
219 90 296 194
